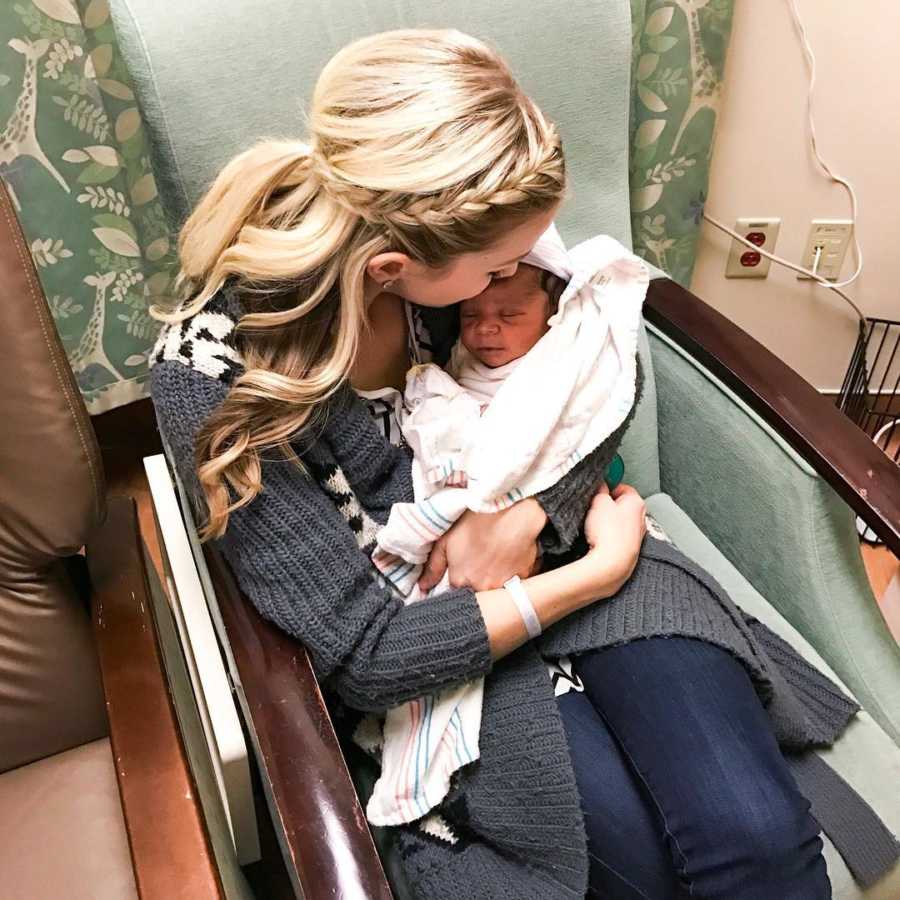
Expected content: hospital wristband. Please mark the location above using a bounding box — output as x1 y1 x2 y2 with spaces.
503 575 542 639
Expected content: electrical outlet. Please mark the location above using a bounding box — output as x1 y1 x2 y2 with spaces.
798 219 853 281
725 217 781 279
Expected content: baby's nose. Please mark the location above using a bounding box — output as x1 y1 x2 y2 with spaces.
475 318 500 334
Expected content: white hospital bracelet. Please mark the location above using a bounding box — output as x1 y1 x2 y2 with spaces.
503 575 542 639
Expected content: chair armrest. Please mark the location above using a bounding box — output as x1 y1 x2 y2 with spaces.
644 278 900 743
645 278 900 555
203 546 393 900
87 496 223 899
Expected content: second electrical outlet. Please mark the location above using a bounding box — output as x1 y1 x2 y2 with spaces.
725 217 781 279
797 219 853 281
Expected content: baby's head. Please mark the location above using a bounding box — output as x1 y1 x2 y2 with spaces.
459 263 567 368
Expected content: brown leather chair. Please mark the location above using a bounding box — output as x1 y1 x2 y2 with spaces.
0 178 221 899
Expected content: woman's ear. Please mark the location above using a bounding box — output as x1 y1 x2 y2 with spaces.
366 251 412 287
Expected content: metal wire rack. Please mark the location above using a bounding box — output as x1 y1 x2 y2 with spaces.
837 316 900 463
837 316 900 544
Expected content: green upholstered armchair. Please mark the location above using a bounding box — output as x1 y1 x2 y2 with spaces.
110 1 900 897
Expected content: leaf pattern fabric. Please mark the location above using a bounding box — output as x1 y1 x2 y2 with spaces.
0 0 174 413
630 0 735 285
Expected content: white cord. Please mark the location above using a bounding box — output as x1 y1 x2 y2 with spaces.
702 0 864 318
786 0 862 288
703 212 866 323
811 245 823 278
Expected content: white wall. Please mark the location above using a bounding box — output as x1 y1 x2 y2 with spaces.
691 0 900 391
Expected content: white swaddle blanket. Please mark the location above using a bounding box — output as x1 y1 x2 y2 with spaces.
361 229 649 826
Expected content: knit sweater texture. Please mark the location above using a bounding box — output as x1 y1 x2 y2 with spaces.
151 288 897 897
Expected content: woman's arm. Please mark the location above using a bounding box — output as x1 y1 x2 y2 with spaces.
216 441 643 702
154 361 491 712
153 361 644 711
220 468 493 710
476 483 647 658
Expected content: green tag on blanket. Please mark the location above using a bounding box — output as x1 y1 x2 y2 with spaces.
605 454 625 490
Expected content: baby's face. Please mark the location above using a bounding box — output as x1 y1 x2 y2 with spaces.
459 264 551 368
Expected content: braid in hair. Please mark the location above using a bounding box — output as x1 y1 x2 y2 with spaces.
165 29 567 539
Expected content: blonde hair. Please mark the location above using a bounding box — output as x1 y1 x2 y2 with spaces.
160 29 566 540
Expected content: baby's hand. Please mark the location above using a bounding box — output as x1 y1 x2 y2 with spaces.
418 500 545 592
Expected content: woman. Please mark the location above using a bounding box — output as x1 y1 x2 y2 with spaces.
151 30 837 899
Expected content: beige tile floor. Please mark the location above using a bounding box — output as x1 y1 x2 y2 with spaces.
863 542 900 642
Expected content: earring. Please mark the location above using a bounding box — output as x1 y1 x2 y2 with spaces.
384 279 396 290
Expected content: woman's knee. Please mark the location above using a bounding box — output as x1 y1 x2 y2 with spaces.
573 640 829 895
692 770 828 898
715 784 818 866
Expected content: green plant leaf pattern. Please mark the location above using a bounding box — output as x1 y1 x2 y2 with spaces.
0 0 176 412
630 0 735 285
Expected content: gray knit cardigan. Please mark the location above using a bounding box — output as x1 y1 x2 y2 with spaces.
150 289 897 898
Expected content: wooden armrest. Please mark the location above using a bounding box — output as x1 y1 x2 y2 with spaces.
645 278 900 557
203 546 393 900
87 496 223 900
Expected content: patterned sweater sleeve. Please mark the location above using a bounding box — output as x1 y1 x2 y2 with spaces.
534 358 646 555
151 361 493 713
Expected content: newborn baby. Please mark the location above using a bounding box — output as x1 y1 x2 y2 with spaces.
456 261 625 483
449 264 567 406
395 264 565 496
460 263 565 368
364 229 648 827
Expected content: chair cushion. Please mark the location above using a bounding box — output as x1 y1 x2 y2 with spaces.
647 324 900 742
0 738 138 900
646 492 900 898
0 181 108 774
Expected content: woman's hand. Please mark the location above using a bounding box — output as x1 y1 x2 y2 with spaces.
418 498 547 592
471 484 645 661
582 482 647 595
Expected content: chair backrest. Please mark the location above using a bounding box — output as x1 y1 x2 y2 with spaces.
112 0 633 244
0 179 109 773
112 0 661 491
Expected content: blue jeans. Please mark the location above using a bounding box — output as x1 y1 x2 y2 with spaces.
558 637 831 899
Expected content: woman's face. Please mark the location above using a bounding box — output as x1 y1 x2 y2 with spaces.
393 204 559 308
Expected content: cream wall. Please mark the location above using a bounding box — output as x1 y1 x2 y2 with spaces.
691 0 900 391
